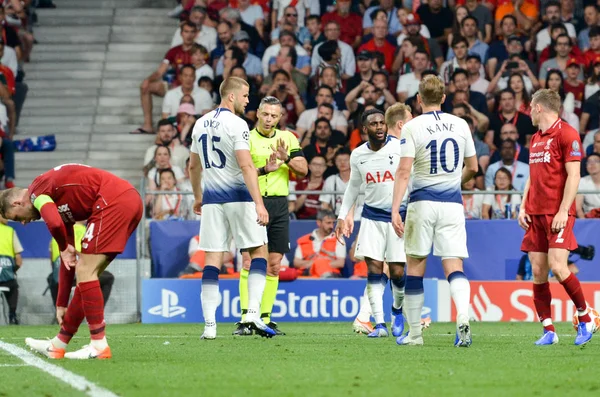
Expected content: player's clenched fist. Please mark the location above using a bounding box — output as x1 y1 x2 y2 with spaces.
518 208 531 231
392 212 404 237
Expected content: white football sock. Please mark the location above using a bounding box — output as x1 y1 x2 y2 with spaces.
404 292 424 336
391 281 405 310
90 337 108 350
51 337 67 349
367 274 385 325
201 265 220 325
356 286 372 322
247 258 267 318
448 272 471 324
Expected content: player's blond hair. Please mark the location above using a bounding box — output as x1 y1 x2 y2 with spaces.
418 75 445 106
219 77 249 99
531 89 561 114
0 188 18 219
385 103 412 128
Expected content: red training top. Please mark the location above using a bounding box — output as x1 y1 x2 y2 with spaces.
525 119 582 216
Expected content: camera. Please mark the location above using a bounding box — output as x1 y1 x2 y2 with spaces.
278 84 287 91
571 245 595 261
506 61 519 69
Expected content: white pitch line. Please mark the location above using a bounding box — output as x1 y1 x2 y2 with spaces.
0 341 118 397
0 363 30 367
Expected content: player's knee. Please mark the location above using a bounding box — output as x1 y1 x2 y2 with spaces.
366 259 384 274
531 264 549 282
388 263 405 279
267 261 281 276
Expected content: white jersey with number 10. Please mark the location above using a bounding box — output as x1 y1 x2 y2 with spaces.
190 107 253 205
400 110 476 204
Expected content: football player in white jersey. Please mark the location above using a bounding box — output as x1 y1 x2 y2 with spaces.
189 77 276 339
335 108 409 338
391 75 479 347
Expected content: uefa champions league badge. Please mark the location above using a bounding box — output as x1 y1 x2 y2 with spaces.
570 140 581 157
242 131 250 141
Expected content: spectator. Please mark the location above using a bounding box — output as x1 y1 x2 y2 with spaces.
0 7 20 60
134 21 197 135
462 177 484 219
489 123 530 164
396 49 430 103
219 7 263 56
293 209 346 277
230 66 260 125
302 117 344 169
262 30 311 77
485 139 529 192
493 0 537 34
416 0 453 48
320 148 364 220
539 34 585 87
174 103 198 147
317 66 347 111
237 0 265 40
583 27 600 70
393 36 421 76
444 69 488 115
144 145 185 193
271 0 312 30
162 64 212 118
482 168 521 219
263 45 307 99
488 56 539 96
462 115 490 171
145 120 190 172
211 21 235 66
440 36 472 86
486 16 520 79
559 0 583 31
349 239 367 278
466 54 489 95
447 16 489 62
296 85 348 137
536 1 577 54
198 76 217 103
487 89 536 149
563 59 586 116
177 158 198 220
321 0 362 49
259 69 304 126
292 155 327 219
190 44 215 84
506 73 532 115
576 153 600 218
311 21 356 80
314 41 344 90
216 31 262 83
537 23 579 66
346 81 388 127
362 0 401 36
447 5 469 49
396 13 444 70
270 6 310 46
544 69 579 131
357 19 396 72
581 92 600 145
463 0 493 44
0 214 22 324
0 85 15 188
152 169 183 220
347 50 375 92
348 104 376 150
304 14 325 53
171 6 217 52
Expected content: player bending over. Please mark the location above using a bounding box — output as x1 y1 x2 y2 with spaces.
391 75 478 347
0 164 143 359
519 88 598 346
189 77 275 339
335 108 408 338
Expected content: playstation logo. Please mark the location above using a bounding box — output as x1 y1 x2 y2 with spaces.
148 289 186 318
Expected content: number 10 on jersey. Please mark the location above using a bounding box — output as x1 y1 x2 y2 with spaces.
426 138 459 175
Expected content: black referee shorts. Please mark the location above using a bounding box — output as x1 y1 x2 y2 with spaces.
264 196 290 254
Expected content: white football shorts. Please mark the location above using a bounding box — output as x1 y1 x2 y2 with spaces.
354 218 406 263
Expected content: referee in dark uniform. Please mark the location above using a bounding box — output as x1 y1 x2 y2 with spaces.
235 96 307 336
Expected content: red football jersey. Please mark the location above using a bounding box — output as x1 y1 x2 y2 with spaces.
29 164 135 224
525 119 582 216
163 45 194 85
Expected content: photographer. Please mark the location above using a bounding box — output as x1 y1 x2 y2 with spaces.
487 56 539 96
259 69 304 126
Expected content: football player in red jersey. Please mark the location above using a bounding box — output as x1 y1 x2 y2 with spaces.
518 89 596 346
0 164 143 359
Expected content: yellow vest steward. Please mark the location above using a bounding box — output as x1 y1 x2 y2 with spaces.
0 223 16 282
249 128 301 196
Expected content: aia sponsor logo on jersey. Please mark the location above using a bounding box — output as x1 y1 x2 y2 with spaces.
365 170 394 184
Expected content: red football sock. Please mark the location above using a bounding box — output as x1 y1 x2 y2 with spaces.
533 283 555 332
561 273 591 322
57 286 85 344
79 280 106 340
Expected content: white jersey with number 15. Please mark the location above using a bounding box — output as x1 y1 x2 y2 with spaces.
190 107 253 205
400 110 476 205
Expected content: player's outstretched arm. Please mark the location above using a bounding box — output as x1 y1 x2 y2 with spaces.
461 155 479 185
236 149 269 226
189 152 204 215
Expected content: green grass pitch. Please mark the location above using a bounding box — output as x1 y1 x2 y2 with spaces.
0 322 598 397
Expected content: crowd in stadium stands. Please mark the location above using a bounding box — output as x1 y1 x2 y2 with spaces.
141 0 600 275
0 0 39 190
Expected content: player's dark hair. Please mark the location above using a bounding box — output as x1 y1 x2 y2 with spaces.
451 68 469 82
361 108 384 126
260 96 282 109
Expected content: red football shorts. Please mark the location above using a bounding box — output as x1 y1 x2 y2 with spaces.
80 189 143 258
521 214 578 253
